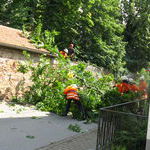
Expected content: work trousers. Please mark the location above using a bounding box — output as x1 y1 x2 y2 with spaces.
65 99 85 116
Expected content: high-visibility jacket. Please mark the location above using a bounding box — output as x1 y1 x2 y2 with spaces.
139 80 148 99
129 84 139 92
115 82 130 93
64 86 80 101
139 81 147 91
60 51 68 58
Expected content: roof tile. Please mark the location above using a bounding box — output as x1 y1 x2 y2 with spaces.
0 25 48 54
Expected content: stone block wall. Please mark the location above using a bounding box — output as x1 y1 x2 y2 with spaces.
0 46 41 101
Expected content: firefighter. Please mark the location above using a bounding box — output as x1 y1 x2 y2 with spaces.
67 44 75 59
128 78 139 92
115 76 131 94
63 84 85 118
139 77 148 99
59 49 68 58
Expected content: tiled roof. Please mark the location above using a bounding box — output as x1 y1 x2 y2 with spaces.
0 25 49 54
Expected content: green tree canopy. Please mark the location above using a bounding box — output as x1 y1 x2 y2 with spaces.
0 0 126 74
122 0 150 72
34 0 126 74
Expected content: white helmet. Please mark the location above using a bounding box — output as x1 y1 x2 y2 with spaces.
140 76 144 80
71 84 78 88
64 48 68 53
121 76 128 81
129 78 133 82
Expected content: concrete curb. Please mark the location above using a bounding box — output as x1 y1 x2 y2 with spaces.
36 128 97 150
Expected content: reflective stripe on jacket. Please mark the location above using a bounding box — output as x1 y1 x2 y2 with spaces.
60 51 68 58
139 81 147 91
64 87 80 101
116 83 130 93
129 84 139 92
66 90 80 100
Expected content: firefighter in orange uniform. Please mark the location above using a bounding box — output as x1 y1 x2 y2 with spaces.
115 77 131 94
63 84 85 117
128 78 139 92
59 48 68 58
139 77 148 99
129 83 139 92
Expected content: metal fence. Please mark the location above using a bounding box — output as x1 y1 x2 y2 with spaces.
96 99 149 150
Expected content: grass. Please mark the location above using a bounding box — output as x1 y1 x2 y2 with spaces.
31 116 41 119
68 124 81 133
26 135 35 139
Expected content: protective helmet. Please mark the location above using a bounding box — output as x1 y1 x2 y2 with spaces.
121 76 128 81
128 78 133 82
140 76 144 80
64 48 68 53
71 84 78 89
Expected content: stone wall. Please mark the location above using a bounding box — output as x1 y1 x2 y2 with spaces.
0 46 41 101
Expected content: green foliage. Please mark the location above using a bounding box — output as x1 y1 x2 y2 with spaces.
101 96 148 150
17 51 32 74
17 53 114 119
114 116 147 150
68 124 81 133
137 68 150 97
101 89 141 107
31 116 41 119
77 0 126 74
111 145 127 150
122 0 150 72
137 68 150 82
26 135 35 139
12 96 27 105
28 22 59 53
0 0 36 29
43 0 126 74
0 0 126 74
1 0 150 74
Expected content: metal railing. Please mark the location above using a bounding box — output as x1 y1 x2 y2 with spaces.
96 99 149 150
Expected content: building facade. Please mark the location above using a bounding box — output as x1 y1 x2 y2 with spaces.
0 25 50 100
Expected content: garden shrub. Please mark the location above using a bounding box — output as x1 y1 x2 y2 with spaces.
17 52 114 119
101 88 142 107
114 115 147 150
16 52 143 120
